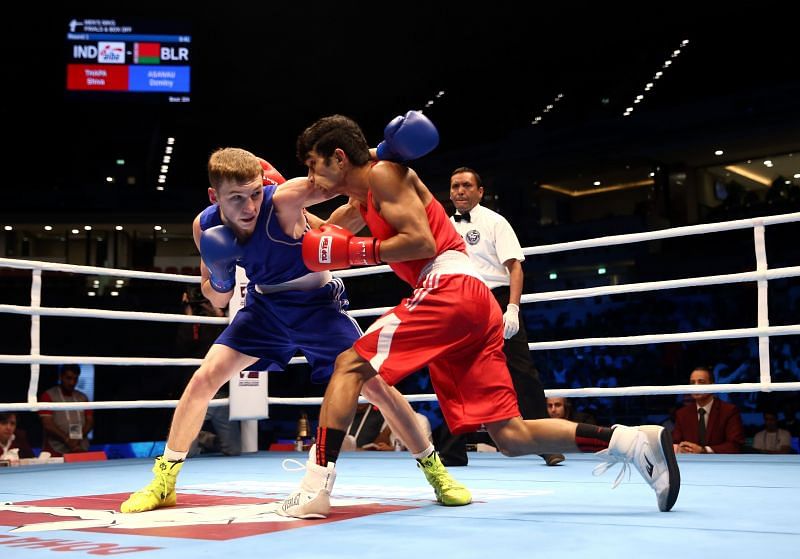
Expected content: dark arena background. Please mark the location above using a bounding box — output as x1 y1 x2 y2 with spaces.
1 4 799 557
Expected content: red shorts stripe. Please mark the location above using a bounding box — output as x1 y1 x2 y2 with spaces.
354 274 519 434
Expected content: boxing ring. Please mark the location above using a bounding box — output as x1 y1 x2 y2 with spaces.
2 212 800 557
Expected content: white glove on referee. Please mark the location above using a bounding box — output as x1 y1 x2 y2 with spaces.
502 303 520 339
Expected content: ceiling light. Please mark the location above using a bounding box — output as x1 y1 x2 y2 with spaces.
541 179 654 197
725 165 771 186
154 225 162 231
115 225 123 231
715 150 724 156
44 225 53 231
3 225 12 231
84 225 92 231
71 229 79 234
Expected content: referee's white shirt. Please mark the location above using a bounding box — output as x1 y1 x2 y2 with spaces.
450 204 524 290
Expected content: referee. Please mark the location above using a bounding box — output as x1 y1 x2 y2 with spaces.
437 166 563 467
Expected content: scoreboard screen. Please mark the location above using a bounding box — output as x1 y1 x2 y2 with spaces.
65 18 191 104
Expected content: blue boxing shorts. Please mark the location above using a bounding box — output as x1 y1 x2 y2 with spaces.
214 277 361 383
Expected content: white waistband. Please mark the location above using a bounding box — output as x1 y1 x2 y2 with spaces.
255 271 333 294
417 250 486 285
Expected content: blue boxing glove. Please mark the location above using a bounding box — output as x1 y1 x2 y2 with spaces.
376 110 439 162
200 225 243 293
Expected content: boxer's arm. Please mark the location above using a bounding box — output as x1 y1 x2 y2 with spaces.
272 177 343 238
274 177 337 208
368 162 435 262
325 197 367 233
304 198 364 239
303 209 326 230
192 216 234 309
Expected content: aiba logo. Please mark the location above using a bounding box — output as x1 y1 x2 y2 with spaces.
465 230 481 245
98 42 125 64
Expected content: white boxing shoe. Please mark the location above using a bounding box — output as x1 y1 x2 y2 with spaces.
276 445 337 519
594 425 680 512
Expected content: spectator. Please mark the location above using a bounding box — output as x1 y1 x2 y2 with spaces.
660 404 678 433
752 411 793 454
546 397 597 424
0 412 35 461
779 397 800 438
343 404 387 449
344 404 432 451
672 366 745 454
38 364 94 456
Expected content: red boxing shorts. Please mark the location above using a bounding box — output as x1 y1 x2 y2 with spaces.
353 272 520 434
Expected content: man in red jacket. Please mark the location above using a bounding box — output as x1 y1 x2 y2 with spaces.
672 366 744 454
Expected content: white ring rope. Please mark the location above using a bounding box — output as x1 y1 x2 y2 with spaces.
1 211 799 413
521 211 800 256
0 305 229 324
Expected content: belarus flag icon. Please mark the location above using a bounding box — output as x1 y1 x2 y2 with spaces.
134 42 160 64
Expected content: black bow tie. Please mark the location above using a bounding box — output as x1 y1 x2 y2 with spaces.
454 211 470 223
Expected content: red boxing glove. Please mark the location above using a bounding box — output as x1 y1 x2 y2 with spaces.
257 157 286 186
302 224 382 272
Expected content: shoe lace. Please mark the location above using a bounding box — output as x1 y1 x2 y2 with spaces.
419 458 459 491
592 448 632 489
282 458 306 472
141 466 171 499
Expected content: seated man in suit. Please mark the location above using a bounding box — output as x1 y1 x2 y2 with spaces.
672 366 744 454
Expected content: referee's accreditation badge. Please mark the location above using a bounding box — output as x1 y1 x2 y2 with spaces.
465 230 480 245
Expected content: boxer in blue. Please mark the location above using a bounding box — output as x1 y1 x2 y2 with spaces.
122 113 471 513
